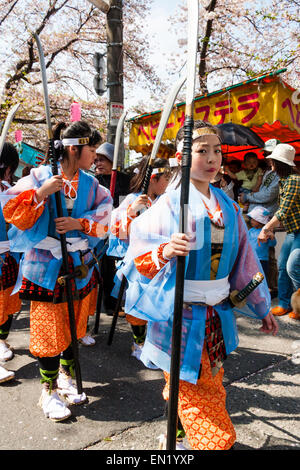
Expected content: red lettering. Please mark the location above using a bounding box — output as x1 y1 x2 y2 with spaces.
177 111 185 127
214 99 233 124
137 125 150 141
195 105 210 121
166 121 175 129
238 93 260 123
282 98 295 123
149 120 159 140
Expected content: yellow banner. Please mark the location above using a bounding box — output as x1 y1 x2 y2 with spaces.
129 78 300 154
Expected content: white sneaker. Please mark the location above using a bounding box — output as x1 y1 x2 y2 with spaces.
158 433 166 450
79 334 96 346
0 365 15 383
57 372 87 405
38 388 71 422
131 342 143 360
0 340 14 361
175 440 188 450
157 433 188 450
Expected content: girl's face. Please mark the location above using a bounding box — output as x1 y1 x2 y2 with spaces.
250 218 263 229
77 145 98 171
190 134 222 183
149 173 171 197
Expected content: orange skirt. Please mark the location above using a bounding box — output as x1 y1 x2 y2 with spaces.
163 346 236 450
0 286 21 326
29 286 98 358
126 313 147 327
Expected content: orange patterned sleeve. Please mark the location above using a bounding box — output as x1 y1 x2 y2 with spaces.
78 218 108 238
110 204 138 240
3 189 45 231
134 243 169 279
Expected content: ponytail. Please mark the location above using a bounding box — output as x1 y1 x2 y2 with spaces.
129 155 171 193
43 121 102 165
0 142 19 180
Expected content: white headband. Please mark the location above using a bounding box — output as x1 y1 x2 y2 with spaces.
61 137 90 146
169 158 178 167
177 127 220 153
133 166 172 176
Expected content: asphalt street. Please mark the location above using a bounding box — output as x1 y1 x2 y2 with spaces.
0 298 299 453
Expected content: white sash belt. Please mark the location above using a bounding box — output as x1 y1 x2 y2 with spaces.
184 276 230 306
0 240 10 255
34 237 89 259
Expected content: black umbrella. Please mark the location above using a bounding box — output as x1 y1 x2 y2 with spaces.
217 122 265 147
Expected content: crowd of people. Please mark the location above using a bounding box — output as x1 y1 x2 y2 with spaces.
0 119 299 451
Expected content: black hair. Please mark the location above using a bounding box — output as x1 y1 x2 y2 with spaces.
129 155 171 193
271 159 297 178
44 121 102 164
0 142 19 180
243 152 258 161
22 165 33 177
226 159 241 169
175 119 221 150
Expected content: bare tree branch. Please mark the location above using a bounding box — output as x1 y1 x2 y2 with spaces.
0 0 19 26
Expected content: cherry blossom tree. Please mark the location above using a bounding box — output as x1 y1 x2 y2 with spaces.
0 0 162 148
169 0 299 95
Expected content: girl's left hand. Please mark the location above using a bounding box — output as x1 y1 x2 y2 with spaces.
54 217 82 234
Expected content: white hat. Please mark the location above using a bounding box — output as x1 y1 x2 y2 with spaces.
263 139 280 153
248 206 271 225
266 143 296 166
96 142 114 162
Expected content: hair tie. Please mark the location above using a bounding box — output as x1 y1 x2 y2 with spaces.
54 140 63 150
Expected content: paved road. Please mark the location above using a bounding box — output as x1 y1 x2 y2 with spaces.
0 299 299 452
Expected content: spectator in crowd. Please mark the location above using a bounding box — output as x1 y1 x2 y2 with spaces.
95 143 131 208
224 159 241 201
240 140 280 216
225 152 264 196
95 142 132 314
247 206 276 283
258 143 300 320
211 167 235 200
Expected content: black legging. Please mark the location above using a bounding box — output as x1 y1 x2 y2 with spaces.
37 344 74 382
0 315 13 340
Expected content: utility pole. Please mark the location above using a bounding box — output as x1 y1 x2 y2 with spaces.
106 0 124 168
88 0 124 168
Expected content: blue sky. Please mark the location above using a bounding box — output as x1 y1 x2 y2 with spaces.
125 0 183 110
146 0 182 79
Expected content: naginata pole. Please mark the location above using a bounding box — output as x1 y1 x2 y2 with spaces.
93 111 127 335
141 76 186 195
0 103 20 158
107 77 186 346
110 110 127 197
34 33 83 394
166 0 199 451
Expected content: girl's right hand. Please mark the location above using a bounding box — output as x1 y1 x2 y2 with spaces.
128 194 150 217
163 233 191 259
35 175 63 202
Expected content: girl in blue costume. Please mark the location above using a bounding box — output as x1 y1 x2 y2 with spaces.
3 121 112 421
108 155 172 358
120 120 278 450
0 143 21 384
